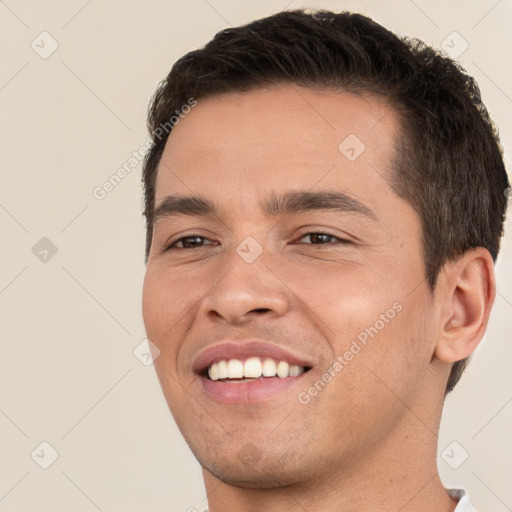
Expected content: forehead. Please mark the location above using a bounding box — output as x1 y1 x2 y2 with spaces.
155 86 400 207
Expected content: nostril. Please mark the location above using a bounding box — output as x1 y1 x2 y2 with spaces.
251 308 272 313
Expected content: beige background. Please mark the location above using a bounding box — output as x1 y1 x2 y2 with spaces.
0 1 511 511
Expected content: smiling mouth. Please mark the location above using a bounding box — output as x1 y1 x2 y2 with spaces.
206 357 312 381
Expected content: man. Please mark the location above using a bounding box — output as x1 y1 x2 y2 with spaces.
141 9 509 511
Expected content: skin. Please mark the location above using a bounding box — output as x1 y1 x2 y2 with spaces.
142 85 495 511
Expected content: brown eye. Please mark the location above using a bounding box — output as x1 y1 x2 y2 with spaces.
166 235 214 250
298 232 349 245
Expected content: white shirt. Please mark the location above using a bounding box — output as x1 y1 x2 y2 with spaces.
449 489 477 511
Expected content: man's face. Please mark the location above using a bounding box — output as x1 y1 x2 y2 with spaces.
143 86 441 487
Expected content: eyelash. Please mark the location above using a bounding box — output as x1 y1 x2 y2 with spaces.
165 234 217 250
164 231 350 251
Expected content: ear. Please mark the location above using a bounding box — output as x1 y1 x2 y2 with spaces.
434 248 496 363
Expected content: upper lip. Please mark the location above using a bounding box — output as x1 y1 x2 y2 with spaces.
192 340 314 374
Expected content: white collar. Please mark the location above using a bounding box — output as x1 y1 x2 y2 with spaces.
447 488 477 511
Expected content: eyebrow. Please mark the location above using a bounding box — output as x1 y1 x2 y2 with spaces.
262 190 377 220
152 190 377 223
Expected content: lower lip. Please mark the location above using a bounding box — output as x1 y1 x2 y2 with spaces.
199 373 308 404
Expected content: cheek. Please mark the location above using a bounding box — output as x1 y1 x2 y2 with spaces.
142 266 192 330
142 265 209 370
288 261 428 382
143 271 192 413
142 269 184 367
282 259 399 335
142 271 166 336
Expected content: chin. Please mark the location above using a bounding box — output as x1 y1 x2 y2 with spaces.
202 459 303 489
196 442 321 489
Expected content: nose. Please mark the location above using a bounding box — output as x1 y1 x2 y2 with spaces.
199 252 290 325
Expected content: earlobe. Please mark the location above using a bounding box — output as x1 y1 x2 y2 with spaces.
434 248 496 364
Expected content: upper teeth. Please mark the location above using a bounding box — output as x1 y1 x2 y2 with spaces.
208 357 304 381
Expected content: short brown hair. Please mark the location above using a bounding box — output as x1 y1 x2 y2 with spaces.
141 9 509 393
